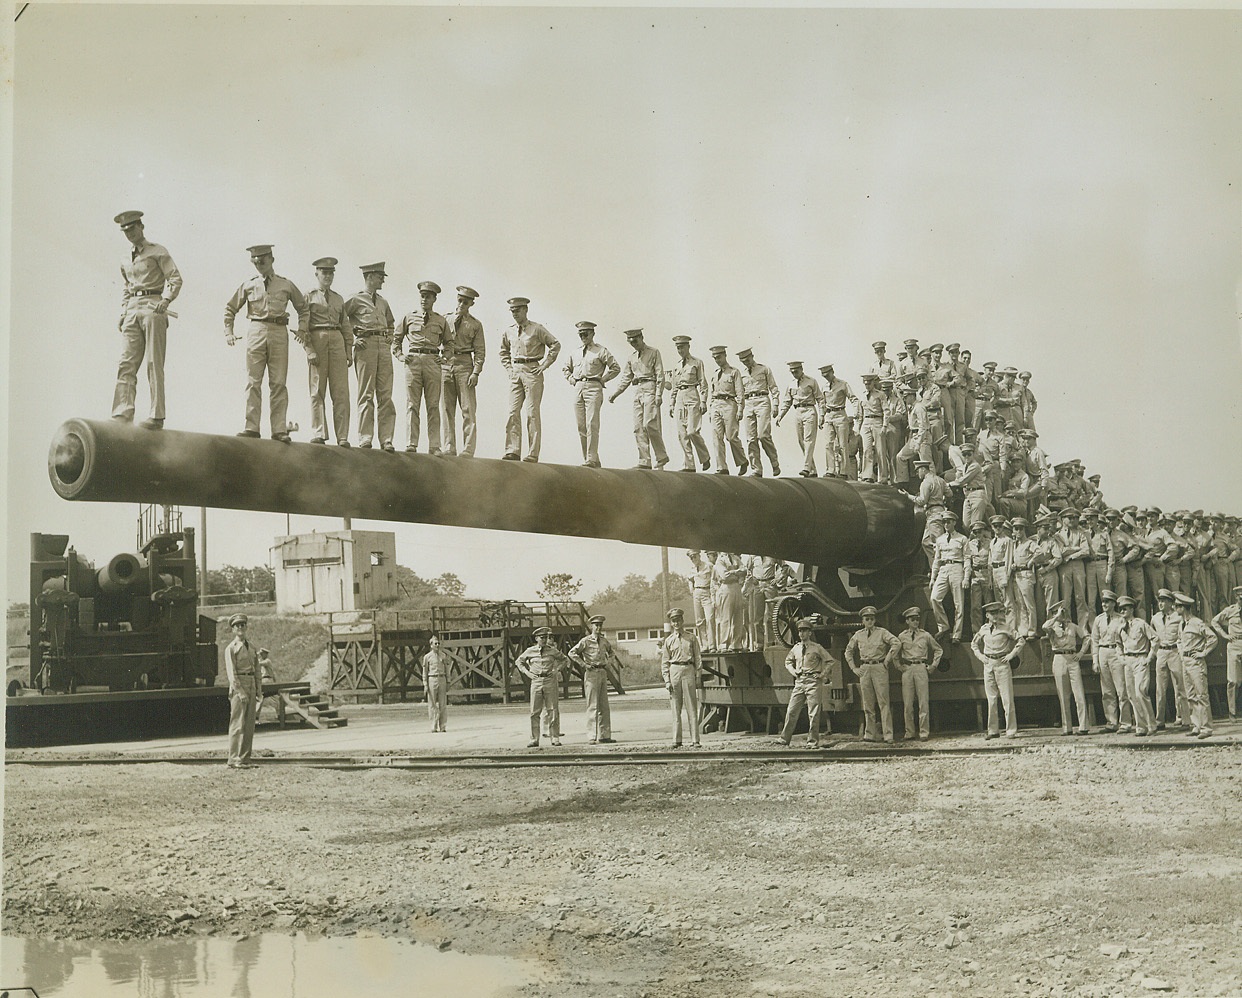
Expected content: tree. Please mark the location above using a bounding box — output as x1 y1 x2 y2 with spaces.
590 571 690 605
432 573 466 599
204 565 275 597
538 573 583 601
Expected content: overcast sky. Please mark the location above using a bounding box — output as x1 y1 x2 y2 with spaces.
4 4 1241 607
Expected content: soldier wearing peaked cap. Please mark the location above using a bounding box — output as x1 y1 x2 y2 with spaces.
442 286 486 457
818 364 857 479
661 608 702 747
1017 370 1038 431
394 281 450 455
1176 592 1218 738
890 607 942 741
776 619 836 748
515 626 570 747
1210 585 1242 719
964 518 995 637
1057 507 1092 629
930 510 968 643
736 348 781 477
868 340 897 382
776 360 824 477
345 262 397 450
1117 596 1159 736
844 607 899 743
112 210 182 430
668 336 711 472
304 257 353 446
421 635 451 732
564 322 620 468
223 612 261 768
609 328 670 469
1151 589 1189 730
971 601 1025 738
568 614 621 743
500 297 560 462
1042 599 1090 735
1091 589 1132 733
224 244 312 442
707 346 748 475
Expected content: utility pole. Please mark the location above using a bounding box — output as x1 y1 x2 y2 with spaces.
660 545 670 619
199 507 208 602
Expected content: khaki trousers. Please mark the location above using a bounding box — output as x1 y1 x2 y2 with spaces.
244 320 290 435
354 336 395 446
113 299 168 421
584 668 612 741
742 398 779 473
307 328 350 443
710 400 746 472
1154 648 1189 725
228 676 259 766
1183 658 1212 733
402 353 443 453
857 663 893 742
792 407 818 475
1051 653 1088 732
506 367 544 460
426 676 447 731
1124 654 1157 734
983 658 1018 736
901 664 930 739
574 381 605 464
675 392 710 469
1096 648 1132 728
780 679 823 745
529 676 560 741
441 358 478 456
667 663 700 745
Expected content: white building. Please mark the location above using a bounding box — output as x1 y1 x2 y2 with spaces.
272 530 397 614
588 599 694 659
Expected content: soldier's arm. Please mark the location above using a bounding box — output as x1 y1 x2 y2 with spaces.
470 320 486 379
539 327 561 373
158 245 183 310
223 284 247 344
696 360 708 410
288 282 315 360
499 331 513 374
610 359 635 401
603 349 621 384
929 637 944 671
653 350 665 404
1211 610 1230 642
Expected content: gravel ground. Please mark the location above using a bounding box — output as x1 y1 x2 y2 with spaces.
4 745 1241 997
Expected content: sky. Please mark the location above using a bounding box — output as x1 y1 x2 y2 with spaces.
4 4 1242 609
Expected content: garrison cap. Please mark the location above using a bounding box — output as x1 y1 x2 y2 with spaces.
624 328 645 338
228 613 248 627
456 285 479 299
1116 595 1137 609
575 321 597 331
313 257 338 269
114 210 144 227
859 605 878 617
983 601 1005 613
361 262 387 275
417 281 442 294
946 342 960 352
666 608 685 620
588 614 606 624
1047 600 1065 615
672 335 691 345
711 345 729 355
507 296 530 307
1156 589 1175 601
902 606 923 619
1100 590 1118 603
871 340 887 350
247 244 274 256
736 346 754 358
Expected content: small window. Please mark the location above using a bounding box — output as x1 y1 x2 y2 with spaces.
647 628 662 639
616 630 637 642
370 552 385 567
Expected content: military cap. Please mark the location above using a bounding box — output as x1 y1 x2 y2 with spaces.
970 520 989 532
533 625 553 637
917 347 932 358
960 443 975 453
247 244 274 256
1100 590 1118 603
1135 509 1150 519
964 428 979 439
904 337 919 346
666 608 685 620
982 361 998 370
258 647 270 657
1003 420 1018 432
228 613 248 627
929 342 944 351
624 328 645 338
1081 507 1099 518
913 459 931 468
1001 365 1018 375
1116 595 1137 609
1087 474 1101 483
946 342 960 352
507 296 530 307
941 509 959 522
588 614 606 624
901 606 923 619
1103 508 1120 519
982 601 1005 614
1019 371 1032 380
361 261 387 275
1233 586 1242 597
900 384 917 396
711 345 729 355
575 321 597 331
456 285 479 299
880 377 895 387
1159 512 1176 524
736 346 753 357
862 372 880 382
1010 516 1028 529
787 360 804 368
1192 509 1205 518
796 618 816 630
312 256 338 269
1173 592 1196 607
1059 508 1080 519
989 514 1008 526
1047 600 1065 615
896 350 908 359
417 281 442 294
859 605 878 617
672 335 691 345
1122 513 1137 529
1122 504 1138 514
871 340 887 350
1019 428 1037 438
818 362 833 371
114 210 144 227
1156 589 1175 601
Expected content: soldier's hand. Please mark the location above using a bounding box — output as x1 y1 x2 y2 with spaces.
467 373 479 388
392 345 403 359
154 300 169 315
226 333 237 347
306 351 320 367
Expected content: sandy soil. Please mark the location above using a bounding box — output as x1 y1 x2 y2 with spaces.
4 740 1241 998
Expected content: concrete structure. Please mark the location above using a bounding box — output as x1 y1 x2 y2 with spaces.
273 530 397 614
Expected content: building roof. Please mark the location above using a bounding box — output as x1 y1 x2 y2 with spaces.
587 599 694 630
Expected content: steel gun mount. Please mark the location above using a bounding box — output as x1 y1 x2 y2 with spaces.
48 418 928 640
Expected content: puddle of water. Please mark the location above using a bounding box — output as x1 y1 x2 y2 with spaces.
1 933 545 997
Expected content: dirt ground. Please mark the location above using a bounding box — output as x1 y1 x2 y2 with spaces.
4 740 1241 998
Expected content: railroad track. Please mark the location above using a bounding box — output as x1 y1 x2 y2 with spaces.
8 736 1237 770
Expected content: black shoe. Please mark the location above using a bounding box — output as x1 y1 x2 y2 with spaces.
381 442 395 452
522 455 538 463
359 442 373 449
701 461 711 471
236 430 261 438
139 418 164 430
633 464 653 470
715 468 730 475
272 432 292 443
405 446 419 453
112 414 133 423
738 461 749 475
599 738 615 744
772 467 781 476
310 437 326 444
526 740 539 748
338 441 351 448
680 466 697 473
502 453 520 461
798 470 811 477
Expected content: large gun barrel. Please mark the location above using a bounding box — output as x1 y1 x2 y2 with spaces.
48 419 923 568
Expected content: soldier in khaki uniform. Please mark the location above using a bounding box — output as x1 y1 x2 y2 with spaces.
1043 600 1090 735
889 606 943 740
1091 590 1131 733
421 635 451 732
776 361 823 477
224 244 312 442
1117 596 1158 736
112 210 182 429
441 286 485 457
224 613 261 769
737 348 781 477
819 364 856 478
930 511 968 642
345 262 397 450
707 346 747 475
776 618 835 748
1151 589 1189 729
500 297 560 462
964 520 995 638
515 626 570 747
568 615 621 743
668 336 711 472
1175 592 1218 739
661 608 702 748
844 607 899 743
1211 585 1242 719
971 601 1025 739
563 321 620 468
304 257 352 446
610 328 669 469
394 281 449 454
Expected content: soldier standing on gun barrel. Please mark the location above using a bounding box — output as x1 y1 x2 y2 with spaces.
305 257 353 446
737 347 781 477
394 281 449 455
776 360 823 477
441 286 485 457
564 322 620 468
669 336 711 472
707 346 747 474
346 262 397 451
112 210 182 430
609 328 669 470
500 297 560 462
515 626 569 747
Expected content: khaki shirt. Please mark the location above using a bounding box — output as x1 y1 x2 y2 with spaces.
345 290 395 338
445 311 486 374
892 628 942 670
224 273 309 335
845 626 898 668
500 320 560 369
515 644 568 680
396 309 450 354
121 239 182 305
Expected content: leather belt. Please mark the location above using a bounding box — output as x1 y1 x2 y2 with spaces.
1014 567 1034 573
859 660 886 665
745 392 768 398
132 288 164 297
984 652 1013 660
1097 644 1118 649
825 405 846 412
251 315 288 324
579 376 602 383
668 660 694 666
513 357 540 363
633 377 655 384
713 394 736 400
1123 650 1150 656
990 562 1007 568
1158 644 1179 650
454 350 475 355
939 560 962 564
356 330 390 338
793 403 814 409
310 325 340 331
1091 557 1110 562
405 347 440 355
904 660 929 665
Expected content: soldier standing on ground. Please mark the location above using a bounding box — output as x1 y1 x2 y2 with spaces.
1211 586 1242 720
1091 590 1131 733
844 607 899 744
1175 592 1218 739
500 297 560 462
737 348 781 477
1151 589 1189 730
345 263 397 451
441 286 485 457
889 606 943 741
1116 596 1158 736
394 281 449 454
971 601 1025 739
224 613 261 769
304 257 352 446
421 635 450 733
669 336 711 472
776 619 835 748
568 614 620 744
112 210 182 430
609 328 669 470
224 245 312 442
1043 600 1090 735
707 347 747 474
776 361 823 477
515 626 569 747
563 321 620 468
661 608 702 748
